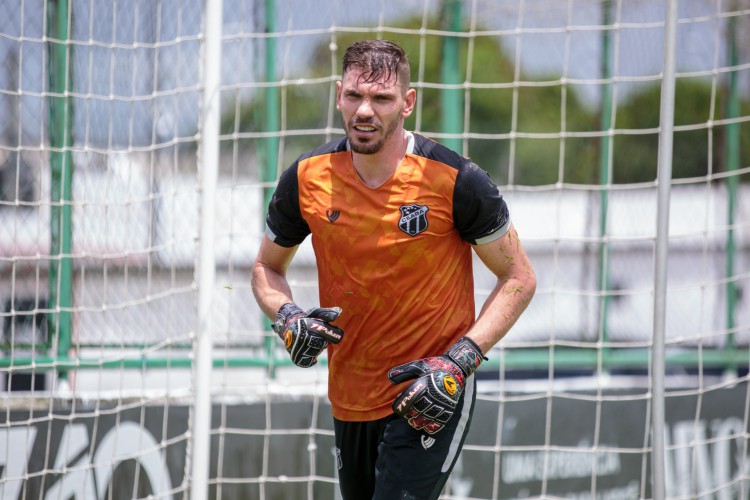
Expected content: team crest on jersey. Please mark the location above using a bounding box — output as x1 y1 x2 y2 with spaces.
398 204 429 237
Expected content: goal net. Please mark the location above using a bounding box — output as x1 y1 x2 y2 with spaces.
1 0 749 499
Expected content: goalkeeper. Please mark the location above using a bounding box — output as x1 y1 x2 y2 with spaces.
251 39 536 500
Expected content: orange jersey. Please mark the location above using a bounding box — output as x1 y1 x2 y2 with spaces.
266 133 509 421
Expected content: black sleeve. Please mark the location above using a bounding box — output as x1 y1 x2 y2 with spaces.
265 163 311 247
453 162 510 245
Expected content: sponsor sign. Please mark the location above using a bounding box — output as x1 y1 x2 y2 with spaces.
3 383 748 499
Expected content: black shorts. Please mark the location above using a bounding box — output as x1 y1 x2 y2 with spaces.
333 375 476 500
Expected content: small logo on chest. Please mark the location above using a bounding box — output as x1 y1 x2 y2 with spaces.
398 204 429 236
326 210 340 223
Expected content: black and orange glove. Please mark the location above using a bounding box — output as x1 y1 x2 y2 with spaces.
272 303 344 368
387 336 485 434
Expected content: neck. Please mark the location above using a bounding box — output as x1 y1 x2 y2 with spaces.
351 130 408 188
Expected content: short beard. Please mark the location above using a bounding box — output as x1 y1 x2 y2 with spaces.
350 138 383 155
347 117 400 155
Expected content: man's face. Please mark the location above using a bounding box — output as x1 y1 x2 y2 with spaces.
336 67 415 155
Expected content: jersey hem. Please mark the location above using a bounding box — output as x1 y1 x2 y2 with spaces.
331 403 395 422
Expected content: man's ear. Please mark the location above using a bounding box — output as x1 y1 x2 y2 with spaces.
335 81 342 110
401 88 416 118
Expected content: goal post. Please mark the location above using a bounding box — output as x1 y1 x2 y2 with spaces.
1 1 749 499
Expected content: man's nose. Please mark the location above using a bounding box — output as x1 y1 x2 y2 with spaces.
356 98 374 118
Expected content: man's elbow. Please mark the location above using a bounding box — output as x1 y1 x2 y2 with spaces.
515 265 537 308
525 271 537 304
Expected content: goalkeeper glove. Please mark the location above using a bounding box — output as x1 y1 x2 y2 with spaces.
388 336 485 434
272 303 344 368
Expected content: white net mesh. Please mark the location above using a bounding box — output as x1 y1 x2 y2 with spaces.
1 0 749 498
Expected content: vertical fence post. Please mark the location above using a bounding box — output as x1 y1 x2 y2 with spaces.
191 0 223 498
597 0 614 369
263 0 279 211
440 0 462 154
651 1 678 498
724 2 740 374
263 0 279 376
46 0 74 389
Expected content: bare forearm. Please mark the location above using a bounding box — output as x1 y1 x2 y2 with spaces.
251 236 299 319
467 224 536 355
467 274 535 354
251 262 294 320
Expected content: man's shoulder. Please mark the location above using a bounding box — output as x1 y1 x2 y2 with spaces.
410 133 470 171
297 136 348 163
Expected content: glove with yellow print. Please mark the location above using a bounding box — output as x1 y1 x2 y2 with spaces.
387 337 485 434
272 303 344 368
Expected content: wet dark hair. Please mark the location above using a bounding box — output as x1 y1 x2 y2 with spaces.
342 39 411 90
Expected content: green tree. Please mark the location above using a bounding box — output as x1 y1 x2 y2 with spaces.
227 14 600 186
225 18 750 186
614 77 750 183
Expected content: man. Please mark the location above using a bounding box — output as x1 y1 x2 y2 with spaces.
251 39 536 500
